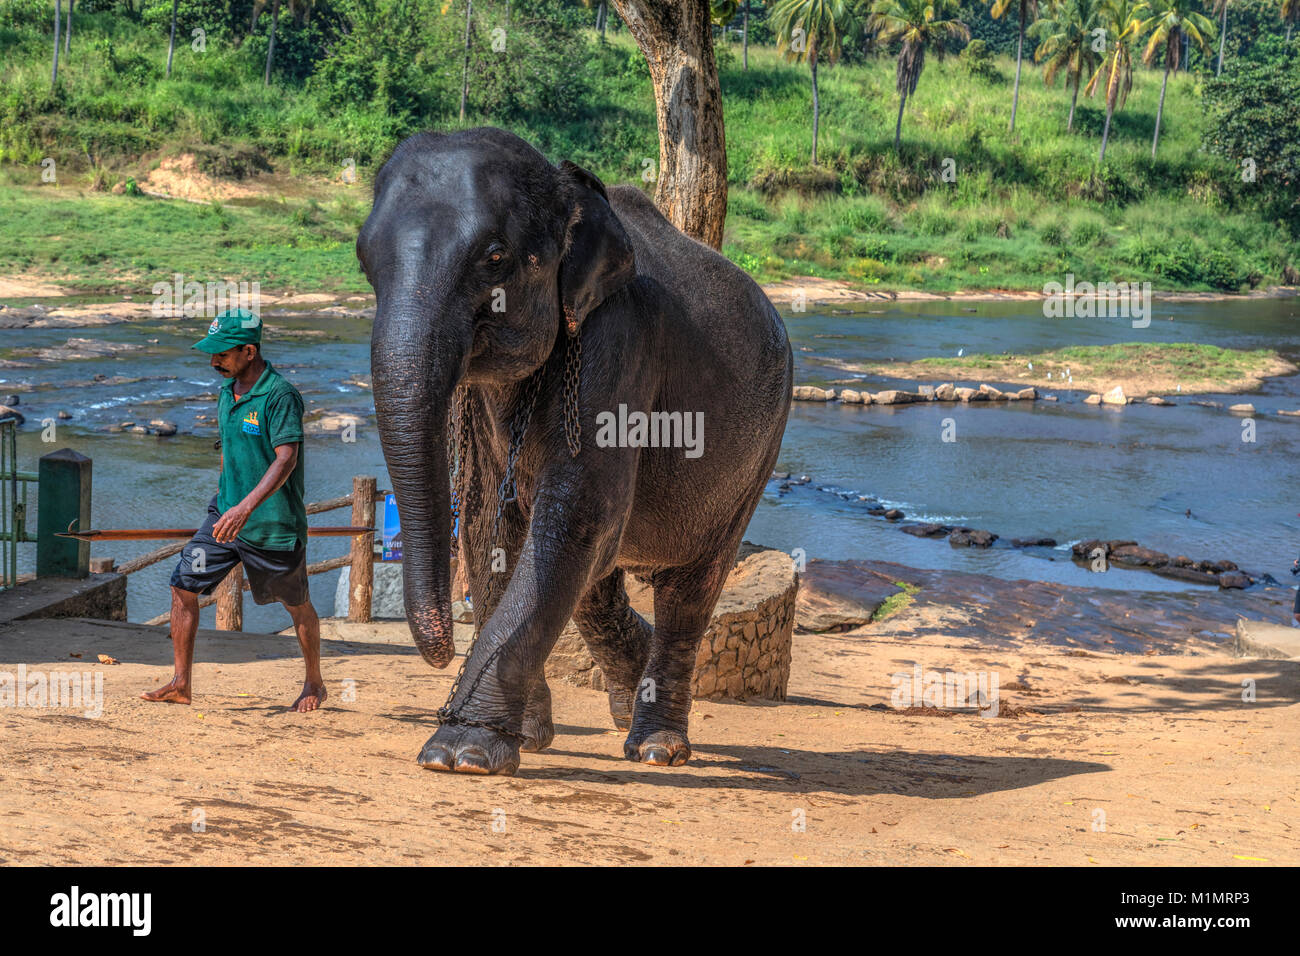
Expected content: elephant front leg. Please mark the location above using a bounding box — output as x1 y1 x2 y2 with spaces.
418 481 625 776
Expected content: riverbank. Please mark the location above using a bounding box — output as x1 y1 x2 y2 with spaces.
1 558 1293 865
2 279 1298 329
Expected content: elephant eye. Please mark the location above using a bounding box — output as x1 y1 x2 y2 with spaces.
483 242 508 267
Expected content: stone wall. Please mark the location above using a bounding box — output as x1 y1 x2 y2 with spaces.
546 549 799 702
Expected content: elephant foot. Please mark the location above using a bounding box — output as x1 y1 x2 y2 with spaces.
417 724 521 776
624 729 692 767
607 688 634 732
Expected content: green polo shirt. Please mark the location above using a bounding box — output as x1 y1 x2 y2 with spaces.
217 361 307 552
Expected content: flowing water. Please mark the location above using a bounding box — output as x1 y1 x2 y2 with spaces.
3 295 1298 632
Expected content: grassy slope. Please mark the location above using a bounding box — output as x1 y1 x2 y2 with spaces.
0 20 1296 295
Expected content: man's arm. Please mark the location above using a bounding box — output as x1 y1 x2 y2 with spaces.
211 443 300 544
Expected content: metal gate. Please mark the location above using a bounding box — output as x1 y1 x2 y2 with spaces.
0 419 37 589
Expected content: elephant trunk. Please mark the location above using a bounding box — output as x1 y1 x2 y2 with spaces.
371 296 468 669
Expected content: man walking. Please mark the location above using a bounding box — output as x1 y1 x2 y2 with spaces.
142 307 326 712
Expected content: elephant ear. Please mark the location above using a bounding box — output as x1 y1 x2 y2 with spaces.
557 161 636 337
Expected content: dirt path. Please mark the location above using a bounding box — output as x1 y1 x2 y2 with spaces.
2 604 1294 866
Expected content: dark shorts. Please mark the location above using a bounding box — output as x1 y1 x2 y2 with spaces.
170 496 309 607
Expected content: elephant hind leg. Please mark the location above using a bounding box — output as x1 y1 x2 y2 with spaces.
521 677 554 752
625 553 732 767
573 568 652 731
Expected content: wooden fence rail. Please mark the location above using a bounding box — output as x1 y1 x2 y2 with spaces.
101 476 387 631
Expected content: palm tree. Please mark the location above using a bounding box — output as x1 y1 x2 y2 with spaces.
459 0 472 120
743 0 752 68
770 0 854 164
51 0 61 87
1084 0 1147 164
580 0 609 38
250 0 315 82
870 0 970 150
1212 0 1228 75
1283 0 1298 42
711 0 739 38
264 0 281 85
1029 0 1103 131
1141 0 1214 158
166 0 179 77
990 0 1039 133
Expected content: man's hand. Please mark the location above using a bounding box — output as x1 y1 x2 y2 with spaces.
212 502 253 543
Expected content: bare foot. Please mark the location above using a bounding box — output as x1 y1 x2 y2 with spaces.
140 678 191 705
290 681 327 713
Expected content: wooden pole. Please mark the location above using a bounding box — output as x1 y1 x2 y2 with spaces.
215 563 244 631
348 476 376 623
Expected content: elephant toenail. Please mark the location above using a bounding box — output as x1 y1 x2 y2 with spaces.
642 746 670 765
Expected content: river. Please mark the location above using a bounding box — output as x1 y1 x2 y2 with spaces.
3 294 1298 632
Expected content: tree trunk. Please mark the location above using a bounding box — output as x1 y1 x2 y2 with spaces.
894 90 906 151
1067 72 1079 132
1216 4 1227 76
460 0 472 121
1009 8 1025 133
742 1 748 70
1098 103 1113 164
64 0 72 55
1152 60 1170 158
264 0 280 86
599 1 608 36
1288 22 1293 43
612 0 729 250
167 0 178 77
810 49 819 165
52 0 61 87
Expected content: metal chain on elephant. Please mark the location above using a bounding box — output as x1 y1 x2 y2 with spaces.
434 365 547 740
562 329 582 458
434 331 580 738
447 386 472 543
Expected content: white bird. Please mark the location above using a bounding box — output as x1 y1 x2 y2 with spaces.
1047 372 1053 379
1028 361 1034 371
958 348 965 357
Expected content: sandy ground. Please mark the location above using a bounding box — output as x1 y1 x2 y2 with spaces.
1 606 1295 866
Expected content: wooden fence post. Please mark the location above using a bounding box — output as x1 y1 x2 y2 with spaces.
215 563 244 631
348 476 376 622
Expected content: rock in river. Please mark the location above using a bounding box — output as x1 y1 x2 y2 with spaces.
792 385 836 402
949 528 998 547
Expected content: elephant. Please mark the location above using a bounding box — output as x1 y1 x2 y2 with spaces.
357 127 792 775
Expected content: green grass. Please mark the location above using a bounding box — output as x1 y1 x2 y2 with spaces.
0 173 372 295
873 581 920 622
914 343 1286 382
1 17 1296 295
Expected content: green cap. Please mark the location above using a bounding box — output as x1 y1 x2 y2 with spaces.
193 308 262 353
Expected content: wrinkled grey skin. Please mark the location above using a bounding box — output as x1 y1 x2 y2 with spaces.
358 127 791 775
